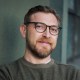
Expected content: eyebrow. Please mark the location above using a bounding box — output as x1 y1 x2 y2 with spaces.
27 21 59 28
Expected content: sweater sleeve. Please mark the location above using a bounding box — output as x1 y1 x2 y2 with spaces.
76 70 80 80
0 66 11 80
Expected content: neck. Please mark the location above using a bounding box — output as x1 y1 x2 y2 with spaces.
24 49 51 64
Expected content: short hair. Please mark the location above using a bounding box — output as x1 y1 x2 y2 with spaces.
24 5 61 26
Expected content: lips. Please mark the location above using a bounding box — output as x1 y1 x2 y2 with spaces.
38 41 51 46
37 38 52 46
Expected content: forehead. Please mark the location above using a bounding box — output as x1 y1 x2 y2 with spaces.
30 12 58 26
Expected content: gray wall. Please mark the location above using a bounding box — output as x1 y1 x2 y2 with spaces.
50 0 63 63
0 0 49 64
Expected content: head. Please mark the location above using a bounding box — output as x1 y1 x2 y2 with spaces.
24 5 60 26
20 5 62 59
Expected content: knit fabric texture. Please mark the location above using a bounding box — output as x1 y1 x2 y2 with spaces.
0 57 80 80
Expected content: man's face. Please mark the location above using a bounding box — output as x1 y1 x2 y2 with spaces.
26 12 59 58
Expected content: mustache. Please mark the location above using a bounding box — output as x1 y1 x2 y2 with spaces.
37 38 52 44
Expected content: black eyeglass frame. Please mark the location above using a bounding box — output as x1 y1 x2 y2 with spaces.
25 22 62 35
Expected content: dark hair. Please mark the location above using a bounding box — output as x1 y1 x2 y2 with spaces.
24 5 61 26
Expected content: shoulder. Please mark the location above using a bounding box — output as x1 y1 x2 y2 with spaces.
0 57 21 70
55 63 79 72
0 57 22 80
57 63 77 69
56 63 80 77
51 63 80 80
52 61 80 74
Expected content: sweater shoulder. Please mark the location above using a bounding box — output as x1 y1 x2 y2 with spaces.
0 57 22 79
0 58 21 69
56 63 77 70
54 63 80 73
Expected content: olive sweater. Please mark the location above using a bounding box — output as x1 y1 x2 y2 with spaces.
0 57 80 80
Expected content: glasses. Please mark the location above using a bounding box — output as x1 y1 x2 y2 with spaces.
26 22 62 35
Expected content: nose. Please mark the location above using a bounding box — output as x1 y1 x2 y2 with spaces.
42 27 51 38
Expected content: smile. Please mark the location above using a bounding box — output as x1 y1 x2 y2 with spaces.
38 41 51 46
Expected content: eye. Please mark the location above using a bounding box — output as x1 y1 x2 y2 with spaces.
36 23 45 30
50 27 58 33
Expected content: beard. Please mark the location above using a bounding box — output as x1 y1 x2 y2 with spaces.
26 37 54 59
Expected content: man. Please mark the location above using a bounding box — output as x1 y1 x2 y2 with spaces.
0 5 80 80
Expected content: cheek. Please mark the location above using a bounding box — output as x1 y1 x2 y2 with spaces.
27 30 40 45
52 36 58 47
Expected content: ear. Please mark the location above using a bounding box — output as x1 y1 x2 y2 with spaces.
20 24 27 38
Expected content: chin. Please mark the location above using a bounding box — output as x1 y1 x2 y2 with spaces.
33 51 51 59
35 48 52 58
